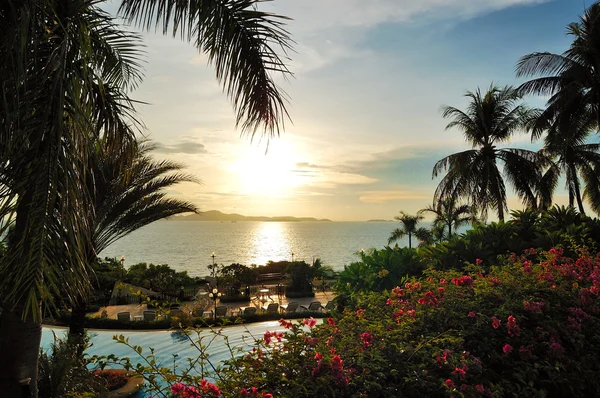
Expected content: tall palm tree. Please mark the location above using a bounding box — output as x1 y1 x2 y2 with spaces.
537 111 600 215
0 1 293 395
418 198 475 238
516 2 600 134
388 211 424 249
69 139 198 337
432 85 542 222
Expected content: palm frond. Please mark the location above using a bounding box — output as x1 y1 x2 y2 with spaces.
119 0 293 138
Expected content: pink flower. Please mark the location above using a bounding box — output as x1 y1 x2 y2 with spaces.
503 344 513 354
314 352 324 360
549 339 564 355
476 258 483 265
360 332 374 347
451 275 474 287
263 330 284 345
468 311 476 318
356 309 366 318
327 317 336 327
303 317 317 328
262 394 273 398
452 365 468 379
491 316 501 329
278 318 293 329
445 379 455 389
507 315 520 337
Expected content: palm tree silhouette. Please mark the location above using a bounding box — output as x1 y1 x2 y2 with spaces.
388 211 425 249
419 198 475 238
69 140 198 337
433 84 542 222
516 2 600 132
0 1 293 394
537 110 600 214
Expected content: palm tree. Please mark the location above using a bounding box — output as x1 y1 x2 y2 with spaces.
432 85 542 222
0 1 293 395
537 111 600 215
418 198 475 238
69 139 198 337
516 2 600 133
388 211 424 249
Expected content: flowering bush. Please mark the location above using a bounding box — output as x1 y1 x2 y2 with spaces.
103 248 600 397
216 248 600 396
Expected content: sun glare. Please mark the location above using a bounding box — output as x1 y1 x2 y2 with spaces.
229 142 306 197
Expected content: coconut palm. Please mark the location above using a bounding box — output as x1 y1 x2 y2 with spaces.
388 211 424 249
537 110 600 215
69 139 198 337
0 0 292 394
418 198 475 238
516 2 600 134
432 85 543 222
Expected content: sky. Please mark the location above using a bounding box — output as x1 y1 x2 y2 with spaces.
106 0 586 221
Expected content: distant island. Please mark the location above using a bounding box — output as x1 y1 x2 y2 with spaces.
367 219 394 222
173 210 332 222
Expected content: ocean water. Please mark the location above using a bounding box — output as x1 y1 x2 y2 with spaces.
100 221 407 276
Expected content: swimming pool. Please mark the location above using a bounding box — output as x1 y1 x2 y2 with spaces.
42 321 292 396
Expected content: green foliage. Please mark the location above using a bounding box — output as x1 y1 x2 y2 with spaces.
38 334 107 398
336 247 424 296
421 206 600 271
286 261 317 294
125 262 199 292
219 263 259 292
89 248 600 397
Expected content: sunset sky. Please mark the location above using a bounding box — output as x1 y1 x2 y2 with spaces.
107 0 584 221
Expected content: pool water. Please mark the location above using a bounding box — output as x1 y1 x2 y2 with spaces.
41 321 289 396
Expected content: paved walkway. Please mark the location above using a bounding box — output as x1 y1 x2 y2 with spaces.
93 290 335 320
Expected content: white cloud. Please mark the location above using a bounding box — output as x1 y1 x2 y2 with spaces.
260 0 550 71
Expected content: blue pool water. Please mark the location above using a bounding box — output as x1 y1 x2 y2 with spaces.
42 321 291 395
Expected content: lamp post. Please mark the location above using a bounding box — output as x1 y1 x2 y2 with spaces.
209 288 222 319
291 252 295 262
120 256 125 281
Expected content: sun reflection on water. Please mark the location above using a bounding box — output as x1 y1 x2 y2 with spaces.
248 222 293 266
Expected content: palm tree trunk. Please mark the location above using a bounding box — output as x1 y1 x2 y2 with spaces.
0 301 42 397
69 297 87 338
408 234 412 249
574 181 586 215
498 205 504 222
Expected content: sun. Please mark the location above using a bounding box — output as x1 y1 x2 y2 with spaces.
229 141 306 197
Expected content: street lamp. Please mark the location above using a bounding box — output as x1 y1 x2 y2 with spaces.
208 288 222 319
120 256 125 281
291 252 295 262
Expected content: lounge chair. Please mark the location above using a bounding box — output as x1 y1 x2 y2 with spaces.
322 300 335 312
215 306 228 318
143 310 156 321
242 307 257 316
262 303 279 314
300 301 322 312
280 301 299 313
117 312 131 321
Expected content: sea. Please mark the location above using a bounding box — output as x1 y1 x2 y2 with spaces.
100 221 410 277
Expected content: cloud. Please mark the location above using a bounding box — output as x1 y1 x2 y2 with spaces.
154 138 208 154
359 189 431 204
260 0 550 71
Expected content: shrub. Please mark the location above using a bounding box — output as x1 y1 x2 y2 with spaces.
38 334 107 398
217 248 600 397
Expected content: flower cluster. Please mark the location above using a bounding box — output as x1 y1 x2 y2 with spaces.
170 381 220 397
